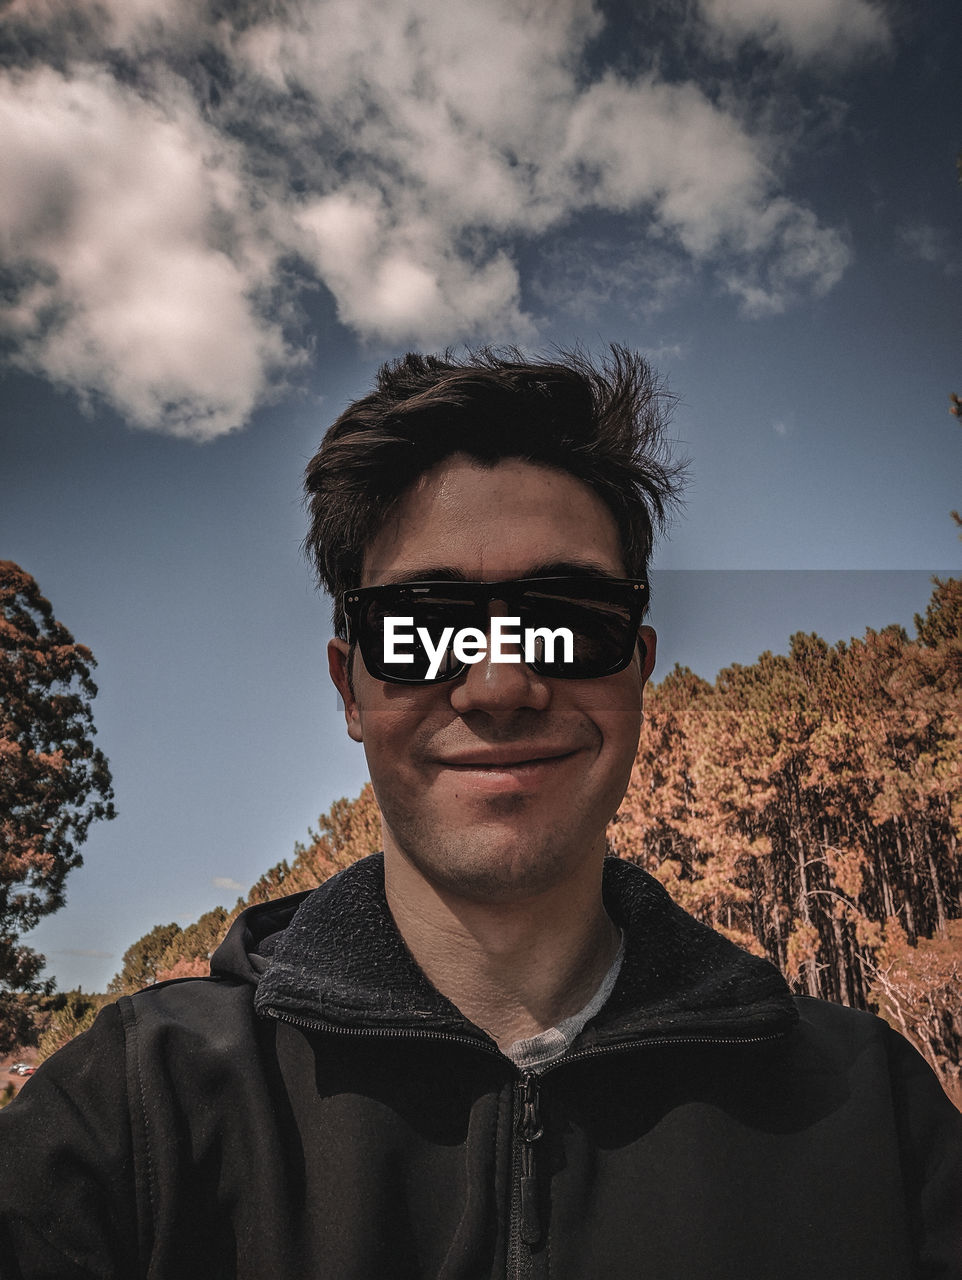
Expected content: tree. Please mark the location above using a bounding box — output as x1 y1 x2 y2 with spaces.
36 988 112 1063
246 782 383 904
608 575 962 1094
108 921 182 995
950 395 961 539
866 920 962 1109
114 785 384 991
0 562 116 1052
154 905 233 982
952 144 961 537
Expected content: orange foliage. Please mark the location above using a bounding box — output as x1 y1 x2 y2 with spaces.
0 561 115 1052
154 956 210 983
610 579 962 1091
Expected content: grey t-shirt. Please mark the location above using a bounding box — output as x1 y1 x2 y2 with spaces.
502 933 625 1071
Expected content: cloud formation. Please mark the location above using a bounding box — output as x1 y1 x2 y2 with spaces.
0 64 293 437
0 0 877 438
898 222 961 276
212 876 245 892
698 0 889 61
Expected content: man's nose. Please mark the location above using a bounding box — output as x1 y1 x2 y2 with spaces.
447 607 550 718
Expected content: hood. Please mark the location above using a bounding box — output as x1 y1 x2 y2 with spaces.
239 852 797 1048
211 890 315 985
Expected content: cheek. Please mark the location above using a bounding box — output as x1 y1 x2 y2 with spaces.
353 682 436 776
595 690 644 811
579 672 644 746
601 712 643 788
358 718 424 828
593 707 643 805
359 708 417 764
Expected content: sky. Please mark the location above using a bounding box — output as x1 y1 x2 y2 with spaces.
1 0 959 993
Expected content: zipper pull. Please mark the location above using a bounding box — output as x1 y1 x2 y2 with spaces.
519 1072 544 1246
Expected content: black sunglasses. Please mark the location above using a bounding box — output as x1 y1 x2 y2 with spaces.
342 576 648 685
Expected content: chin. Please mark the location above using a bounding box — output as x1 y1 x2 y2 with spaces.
398 825 588 904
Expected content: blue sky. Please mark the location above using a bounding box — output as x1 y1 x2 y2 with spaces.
1 0 959 993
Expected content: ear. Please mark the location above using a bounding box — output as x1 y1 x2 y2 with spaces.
637 625 657 704
328 638 363 743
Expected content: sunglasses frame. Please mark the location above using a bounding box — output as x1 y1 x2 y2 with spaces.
342 575 649 686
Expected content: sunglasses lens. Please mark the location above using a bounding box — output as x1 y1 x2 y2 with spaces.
357 591 477 683
519 588 638 678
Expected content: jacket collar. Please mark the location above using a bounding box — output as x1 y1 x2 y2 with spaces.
246 853 797 1046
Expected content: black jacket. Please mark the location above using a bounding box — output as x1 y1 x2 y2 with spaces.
1 853 961 1279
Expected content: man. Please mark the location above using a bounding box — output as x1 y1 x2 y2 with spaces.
1 346 960 1279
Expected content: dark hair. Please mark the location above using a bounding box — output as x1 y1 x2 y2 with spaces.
304 344 686 636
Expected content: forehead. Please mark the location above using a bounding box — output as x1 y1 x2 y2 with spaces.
361 453 625 584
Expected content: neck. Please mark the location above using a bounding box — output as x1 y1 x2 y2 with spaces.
383 843 620 1051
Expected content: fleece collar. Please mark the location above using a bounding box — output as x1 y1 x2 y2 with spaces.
246 853 797 1047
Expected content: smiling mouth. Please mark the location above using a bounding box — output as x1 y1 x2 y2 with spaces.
440 750 577 770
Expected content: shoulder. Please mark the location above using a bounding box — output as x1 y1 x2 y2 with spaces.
107 975 267 1116
791 992 932 1073
790 994 962 1135
3 974 261 1129
792 992 897 1045
119 971 257 1037
7 973 250 1092
3 976 272 1182
0 1001 141 1269
0 980 267 1272
2 999 126 1120
792 992 944 1071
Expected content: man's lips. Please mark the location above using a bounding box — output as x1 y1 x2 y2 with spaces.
434 747 578 769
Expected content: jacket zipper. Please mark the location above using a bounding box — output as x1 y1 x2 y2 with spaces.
264 1005 786 1276
262 1005 506 1054
263 1004 786 1058
518 1071 544 1245
506 1070 545 1278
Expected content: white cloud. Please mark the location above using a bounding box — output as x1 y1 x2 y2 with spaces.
561 75 766 247
898 222 961 275
647 342 687 365
293 187 532 345
0 0 859 438
900 224 943 263
720 199 850 316
212 876 244 892
697 0 890 61
0 64 294 440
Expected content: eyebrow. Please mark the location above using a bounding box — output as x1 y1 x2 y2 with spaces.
372 560 624 587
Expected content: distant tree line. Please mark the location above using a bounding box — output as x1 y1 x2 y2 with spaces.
103 786 383 998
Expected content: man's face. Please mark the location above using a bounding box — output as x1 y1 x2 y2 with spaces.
328 454 656 904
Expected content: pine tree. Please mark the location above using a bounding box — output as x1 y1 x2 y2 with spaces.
0 562 115 1051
